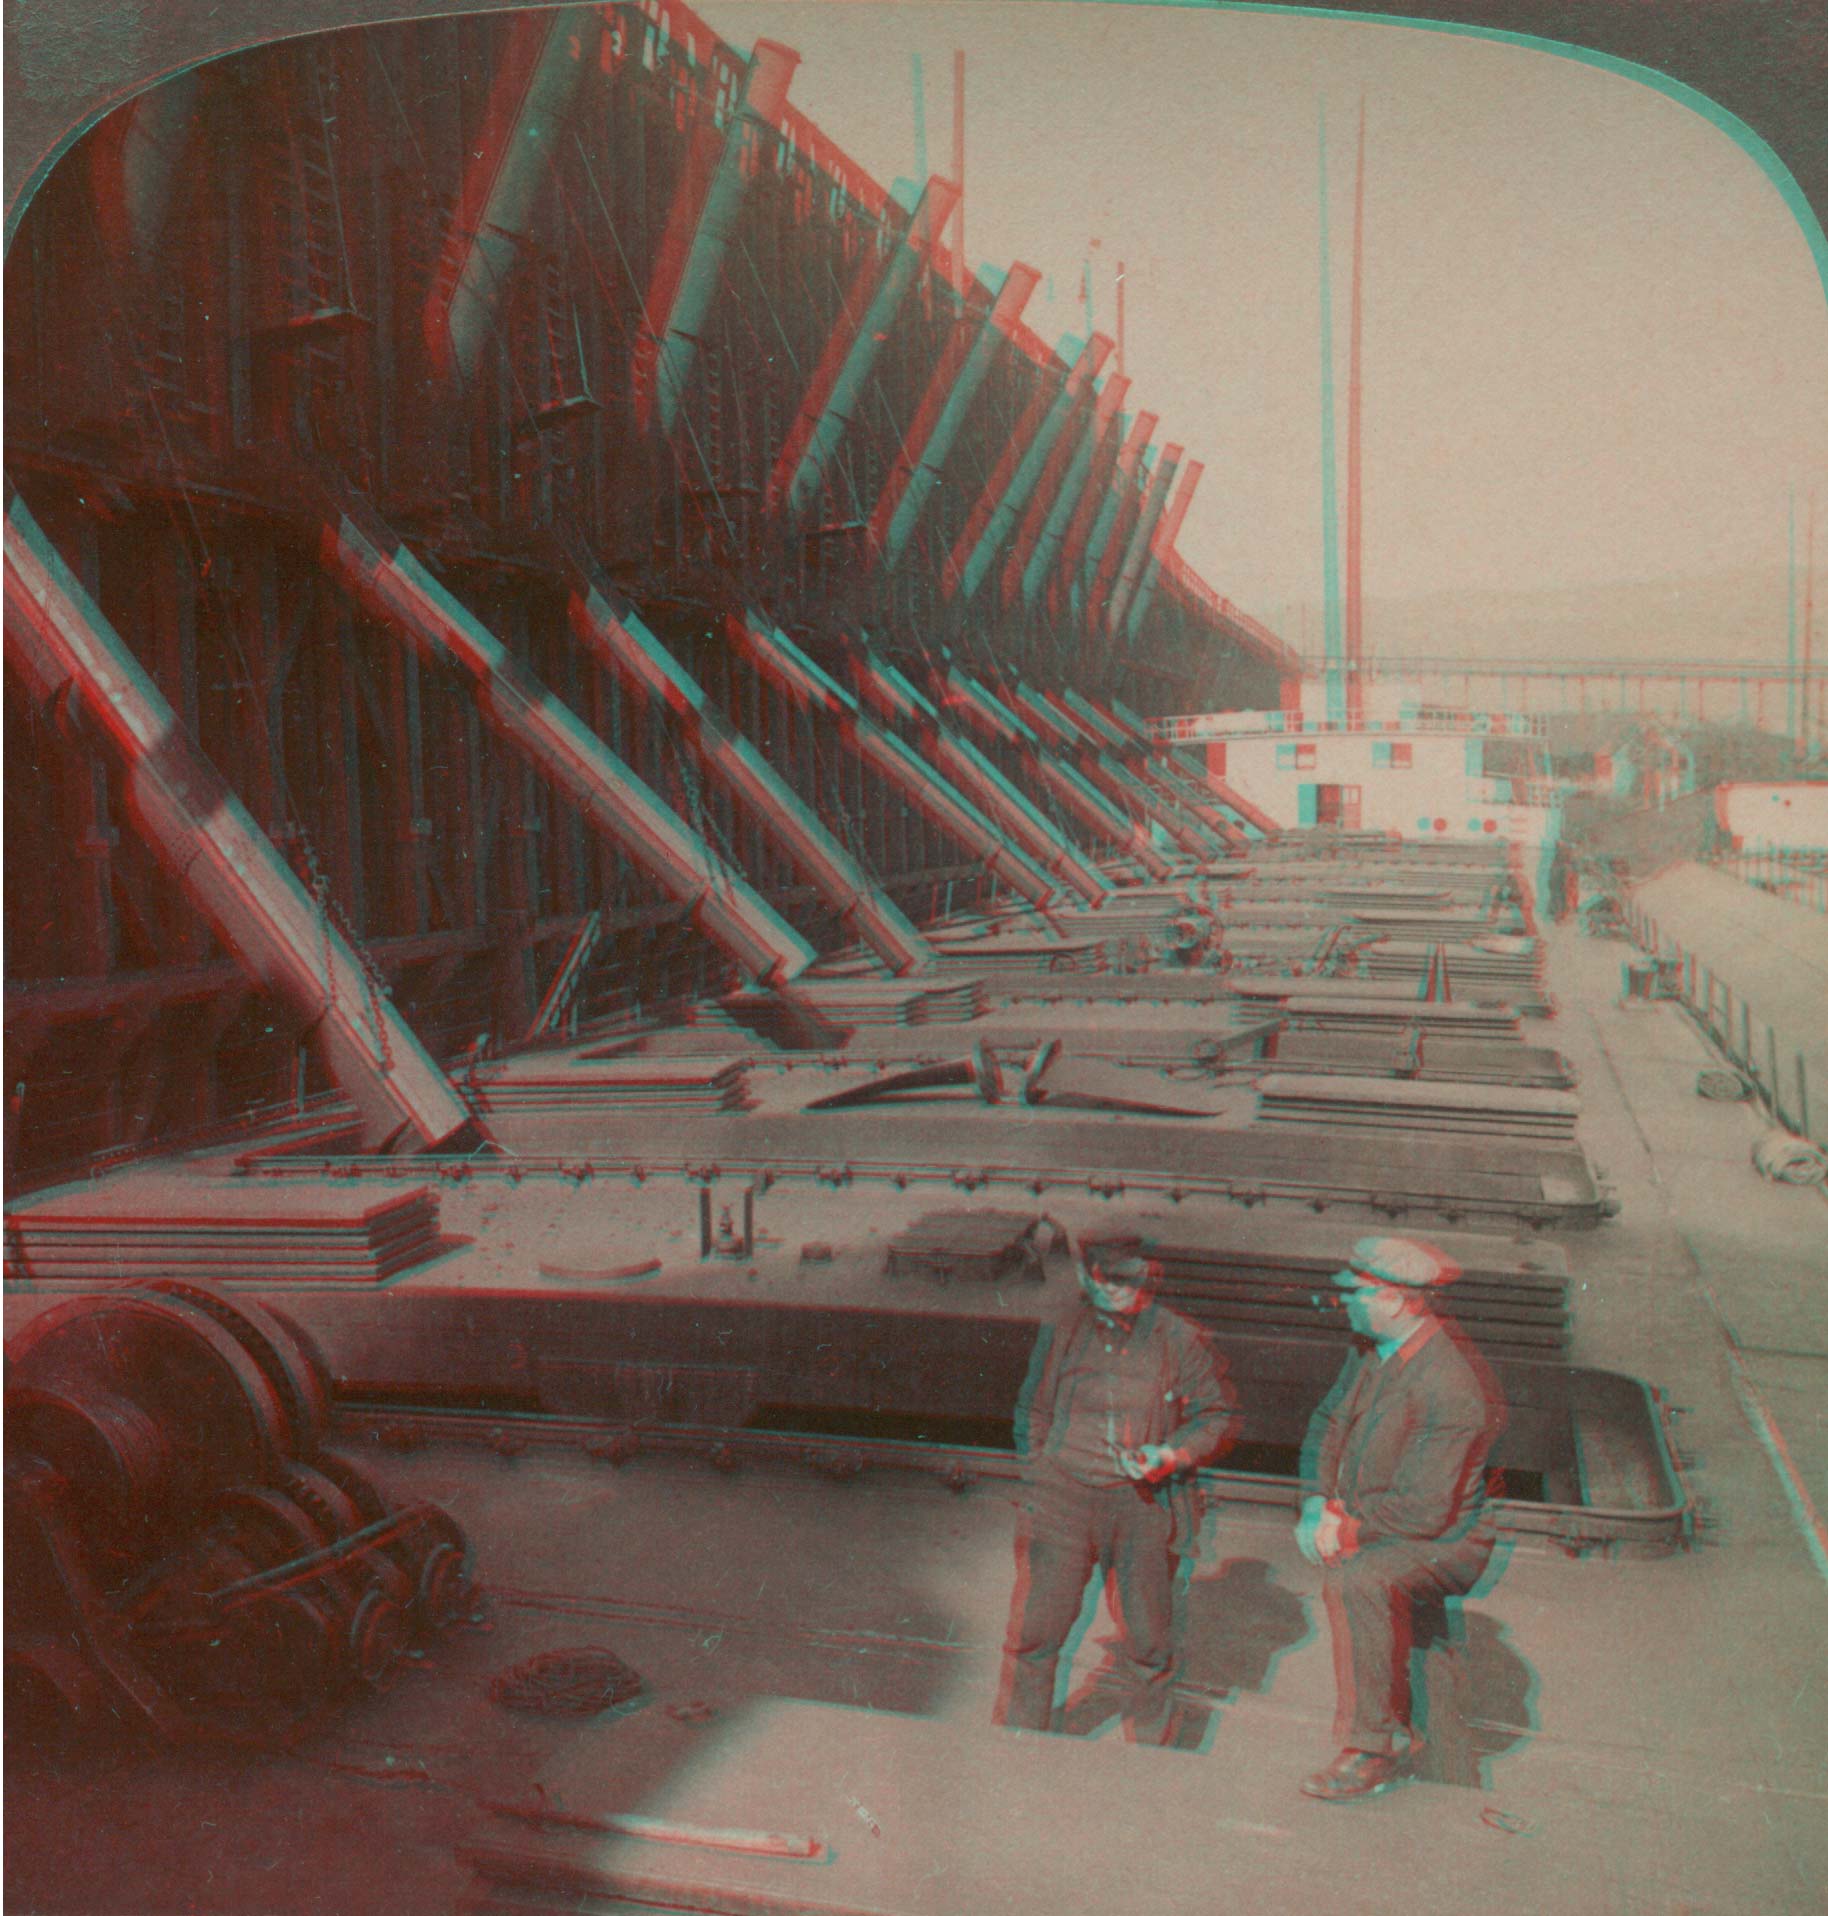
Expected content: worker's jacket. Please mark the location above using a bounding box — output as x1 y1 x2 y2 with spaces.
1310 1318 1504 1552
1016 1297 1235 1553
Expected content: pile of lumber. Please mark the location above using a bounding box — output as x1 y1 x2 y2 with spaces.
470 1058 749 1115
1255 1072 1581 1141
4 1180 442 1285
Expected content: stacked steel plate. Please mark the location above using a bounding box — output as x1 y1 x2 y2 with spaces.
1138 1218 1570 1362
1254 1072 1581 1141
788 976 988 1025
4 1181 443 1285
1266 1029 1575 1088
468 1058 749 1115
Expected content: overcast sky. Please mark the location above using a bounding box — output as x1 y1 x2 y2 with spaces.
696 0 1828 663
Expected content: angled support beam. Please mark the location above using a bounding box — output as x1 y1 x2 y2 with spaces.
568 573 934 975
1056 691 1235 852
1076 412 1158 622
1104 443 1184 640
425 9 603 385
1049 396 1144 621
949 670 1173 879
946 332 1112 603
320 499 815 987
869 263 1041 570
768 175 960 523
1119 456 1203 645
731 618 1059 911
998 344 1115 606
1054 686 1136 752
946 329 1103 597
643 41 800 434
4 489 482 1155
1033 689 1222 856
858 658 1111 904
1018 374 1129 610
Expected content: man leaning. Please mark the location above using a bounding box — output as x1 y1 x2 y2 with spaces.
1298 1235 1504 1801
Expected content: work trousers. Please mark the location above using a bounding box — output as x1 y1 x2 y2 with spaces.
1001 1469 1181 1743
1321 1532 1491 1756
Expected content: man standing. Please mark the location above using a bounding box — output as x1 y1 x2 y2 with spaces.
998 1227 1234 1744
1298 1235 1504 1801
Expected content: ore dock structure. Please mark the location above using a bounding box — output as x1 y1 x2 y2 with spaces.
4 6 1826 1915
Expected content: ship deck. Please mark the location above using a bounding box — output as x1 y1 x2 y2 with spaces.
7 922 1827 1916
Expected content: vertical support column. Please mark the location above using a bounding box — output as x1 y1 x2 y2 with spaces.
1318 107 1346 726
869 263 1041 569
768 175 961 523
644 41 800 435
1344 100 1368 730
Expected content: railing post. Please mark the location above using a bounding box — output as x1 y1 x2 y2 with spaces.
1766 1025 1783 1126
1798 1054 1812 1143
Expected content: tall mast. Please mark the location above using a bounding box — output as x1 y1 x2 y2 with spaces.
1345 99 1366 729
911 53 927 186
1319 106 1345 726
1805 491 1817 756
951 50 966 292
1788 490 1798 754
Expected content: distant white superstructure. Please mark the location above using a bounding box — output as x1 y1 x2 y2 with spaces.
1714 782 1828 852
1154 683 1555 848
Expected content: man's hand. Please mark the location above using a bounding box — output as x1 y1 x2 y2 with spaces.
1295 1494 1330 1565
1296 1496 1352 1565
1116 1443 1185 1484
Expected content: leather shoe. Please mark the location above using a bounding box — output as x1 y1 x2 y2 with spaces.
1300 1748 1400 1801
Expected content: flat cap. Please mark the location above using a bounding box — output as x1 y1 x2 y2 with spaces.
1349 1235 1460 1288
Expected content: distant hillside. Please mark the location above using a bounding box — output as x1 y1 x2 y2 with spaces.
1277 564 1804 669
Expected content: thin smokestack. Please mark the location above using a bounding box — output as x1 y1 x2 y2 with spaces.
1346 98 1366 730
952 50 966 291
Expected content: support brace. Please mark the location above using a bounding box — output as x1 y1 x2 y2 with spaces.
731 618 1059 912
320 499 815 987
4 489 482 1155
568 571 934 975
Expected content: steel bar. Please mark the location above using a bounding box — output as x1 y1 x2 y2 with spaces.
731 618 1058 910
856 655 1111 903
322 501 814 987
4 490 480 1155
569 576 933 975
869 263 1041 569
768 175 960 523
